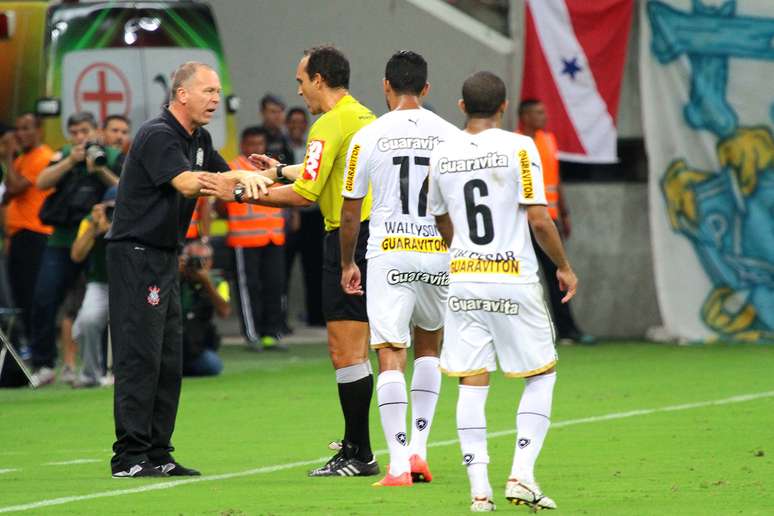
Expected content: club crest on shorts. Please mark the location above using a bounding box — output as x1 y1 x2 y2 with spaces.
395 432 407 446
518 438 531 449
463 453 474 465
415 418 428 431
147 285 161 306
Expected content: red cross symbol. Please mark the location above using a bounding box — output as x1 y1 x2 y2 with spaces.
74 62 132 123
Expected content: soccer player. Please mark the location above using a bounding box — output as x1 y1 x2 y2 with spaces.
199 46 379 477
428 71 577 511
339 51 459 487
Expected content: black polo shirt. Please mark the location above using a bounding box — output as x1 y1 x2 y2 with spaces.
107 109 229 250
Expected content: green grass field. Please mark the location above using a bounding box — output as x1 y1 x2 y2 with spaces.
1 341 773 515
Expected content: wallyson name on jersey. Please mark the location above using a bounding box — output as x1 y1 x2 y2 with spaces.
438 152 509 174
450 257 521 276
377 136 441 152
381 236 448 253
448 296 520 315
386 269 449 286
384 221 440 237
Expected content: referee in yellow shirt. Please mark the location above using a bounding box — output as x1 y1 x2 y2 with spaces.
201 45 378 477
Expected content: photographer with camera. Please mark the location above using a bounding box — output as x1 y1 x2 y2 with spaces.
29 112 122 386
69 187 117 388
179 241 230 377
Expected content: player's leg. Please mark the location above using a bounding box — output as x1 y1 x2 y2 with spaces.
495 282 558 509
442 282 497 511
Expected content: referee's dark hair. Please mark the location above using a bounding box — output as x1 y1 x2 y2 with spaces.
462 71 507 119
67 111 98 128
385 50 427 95
170 61 216 102
304 46 350 89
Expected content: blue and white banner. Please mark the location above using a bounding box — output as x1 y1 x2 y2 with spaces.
641 0 774 342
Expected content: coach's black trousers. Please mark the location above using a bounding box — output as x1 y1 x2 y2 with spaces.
107 241 182 469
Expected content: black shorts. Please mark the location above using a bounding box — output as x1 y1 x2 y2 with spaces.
322 221 369 322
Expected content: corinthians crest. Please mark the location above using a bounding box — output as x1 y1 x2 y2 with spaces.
147 285 161 306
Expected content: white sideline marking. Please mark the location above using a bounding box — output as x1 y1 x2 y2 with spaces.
0 469 18 475
44 459 101 466
1 390 772 514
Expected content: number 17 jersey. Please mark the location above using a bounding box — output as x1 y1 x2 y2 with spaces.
428 128 547 285
342 108 460 259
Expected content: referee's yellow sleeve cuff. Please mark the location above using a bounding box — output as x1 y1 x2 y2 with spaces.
292 182 319 203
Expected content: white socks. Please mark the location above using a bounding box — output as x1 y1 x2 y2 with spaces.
457 384 491 498
376 370 410 475
409 356 441 459
510 372 556 483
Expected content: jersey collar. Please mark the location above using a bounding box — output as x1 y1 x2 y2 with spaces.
162 107 199 142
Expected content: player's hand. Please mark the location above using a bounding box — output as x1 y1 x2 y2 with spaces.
248 154 279 171
341 262 363 296
556 266 577 303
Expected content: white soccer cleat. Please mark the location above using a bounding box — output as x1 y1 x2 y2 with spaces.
470 496 496 512
505 479 557 510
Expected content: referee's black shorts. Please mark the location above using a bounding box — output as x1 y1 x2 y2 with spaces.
322 220 369 322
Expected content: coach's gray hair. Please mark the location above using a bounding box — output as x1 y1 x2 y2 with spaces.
169 61 215 102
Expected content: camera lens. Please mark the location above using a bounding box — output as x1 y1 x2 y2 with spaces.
86 143 108 167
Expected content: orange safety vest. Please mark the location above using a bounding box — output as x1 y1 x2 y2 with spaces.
532 130 561 221
225 155 285 248
186 197 207 239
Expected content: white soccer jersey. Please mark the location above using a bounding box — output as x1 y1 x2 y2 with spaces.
428 128 547 285
342 108 460 259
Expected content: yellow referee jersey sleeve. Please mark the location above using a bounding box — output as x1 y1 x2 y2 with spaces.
293 95 375 231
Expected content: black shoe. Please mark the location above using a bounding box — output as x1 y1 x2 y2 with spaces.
154 461 201 476
308 441 380 477
112 461 168 478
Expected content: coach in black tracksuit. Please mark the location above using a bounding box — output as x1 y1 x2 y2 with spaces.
106 62 271 478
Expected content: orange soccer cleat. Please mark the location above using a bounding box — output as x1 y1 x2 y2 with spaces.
409 454 433 483
371 469 413 487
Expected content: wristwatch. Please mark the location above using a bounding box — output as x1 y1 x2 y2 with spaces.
276 163 292 184
233 185 246 203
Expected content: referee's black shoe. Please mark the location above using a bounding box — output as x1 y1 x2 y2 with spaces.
308 440 379 477
154 460 201 476
112 461 168 478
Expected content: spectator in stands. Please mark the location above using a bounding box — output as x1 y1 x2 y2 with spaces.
29 111 122 386
283 107 324 327
518 99 593 345
252 93 294 163
70 187 116 388
179 241 230 376
227 126 287 350
286 107 309 163
3 114 53 350
102 114 131 153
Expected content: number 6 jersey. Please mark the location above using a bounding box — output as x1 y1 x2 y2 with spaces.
342 108 460 259
428 128 547 285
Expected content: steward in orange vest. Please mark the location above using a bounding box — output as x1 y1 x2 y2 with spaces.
226 127 287 350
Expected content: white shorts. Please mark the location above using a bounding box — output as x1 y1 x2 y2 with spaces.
366 252 450 347
440 281 557 377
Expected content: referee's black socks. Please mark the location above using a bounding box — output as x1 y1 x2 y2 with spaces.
336 361 374 461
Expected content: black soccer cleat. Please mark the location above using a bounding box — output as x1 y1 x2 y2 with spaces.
112 461 169 478
154 461 201 476
308 441 380 477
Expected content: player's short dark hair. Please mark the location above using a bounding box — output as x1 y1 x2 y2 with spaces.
241 125 269 141
461 71 507 119
16 111 42 128
303 46 350 89
385 50 427 95
518 98 542 116
67 111 98 129
103 114 130 129
286 107 308 121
